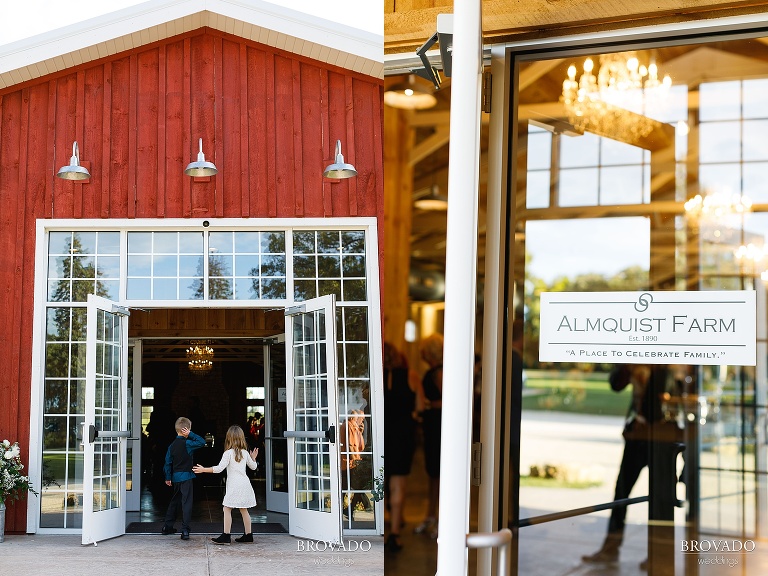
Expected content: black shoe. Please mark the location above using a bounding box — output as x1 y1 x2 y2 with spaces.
180 531 190 540
386 535 403 553
161 526 176 535
211 533 231 545
234 533 253 543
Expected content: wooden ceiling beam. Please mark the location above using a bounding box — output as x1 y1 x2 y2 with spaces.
410 125 451 166
385 1 768 52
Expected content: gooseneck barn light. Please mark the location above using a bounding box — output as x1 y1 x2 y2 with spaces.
323 140 357 179
56 141 91 181
184 138 218 177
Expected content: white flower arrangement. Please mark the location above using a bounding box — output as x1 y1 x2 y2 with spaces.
0 440 36 504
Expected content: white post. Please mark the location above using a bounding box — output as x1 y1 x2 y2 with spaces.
436 0 483 574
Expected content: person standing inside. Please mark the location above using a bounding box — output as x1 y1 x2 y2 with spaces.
193 425 259 545
161 417 206 540
414 333 444 539
582 364 683 570
383 341 420 553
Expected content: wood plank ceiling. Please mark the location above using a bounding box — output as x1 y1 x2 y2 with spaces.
385 1 768 297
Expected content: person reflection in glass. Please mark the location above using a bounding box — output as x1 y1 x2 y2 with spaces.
414 333 444 539
582 364 684 570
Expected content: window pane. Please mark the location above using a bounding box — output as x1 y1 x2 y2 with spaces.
341 231 365 253
600 138 643 166
699 80 741 121
49 231 72 254
262 231 286 253
743 119 768 161
178 232 202 253
699 121 741 163
527 129 552 170
294 231 316 253
127 255 151 276
234 231 260 252
98 232 120 254
235 254 260 276
127 278 151 300
558 168 599 206
127 232 151 252
526 171 550 209
154 232 177 252
600 166 643 205
209 231 233 253
153 278 177 300
234 278 259 300
209 278 233 300
560 132 599 168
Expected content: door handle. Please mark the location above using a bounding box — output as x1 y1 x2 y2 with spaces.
88 425 131 443
283 425 336 443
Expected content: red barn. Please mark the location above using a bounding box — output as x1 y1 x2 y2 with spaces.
0 0 383 545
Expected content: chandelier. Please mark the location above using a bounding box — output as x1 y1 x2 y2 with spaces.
561 51 671 140
684 191 752 222
733 243 768 282
186 340 214 373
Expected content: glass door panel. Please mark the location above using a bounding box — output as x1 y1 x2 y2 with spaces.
284 295 341 543
512 38 768 574
265 337 289 513
82 295 129 545
125 340 142 512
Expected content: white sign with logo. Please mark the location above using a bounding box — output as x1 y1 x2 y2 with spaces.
539 291 756 366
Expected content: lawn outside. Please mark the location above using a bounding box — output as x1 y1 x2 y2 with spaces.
522 369 631 416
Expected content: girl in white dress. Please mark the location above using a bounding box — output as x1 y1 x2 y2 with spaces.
193 425 259 545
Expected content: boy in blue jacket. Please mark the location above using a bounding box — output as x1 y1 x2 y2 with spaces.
161 417 206 540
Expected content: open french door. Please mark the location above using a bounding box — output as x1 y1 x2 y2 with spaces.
284 295 342 543
81 295 130 545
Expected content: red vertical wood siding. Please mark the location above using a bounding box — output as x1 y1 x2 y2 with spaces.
0 28 383 533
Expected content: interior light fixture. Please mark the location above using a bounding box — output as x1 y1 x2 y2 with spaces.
384 75 437 110
560 51 672 140
184 138 218 177
56 141 91 181
323 140 357 179
414 185 448 211
186 340 214 373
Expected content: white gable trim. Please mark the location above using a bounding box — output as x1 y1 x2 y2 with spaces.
0 0 382 90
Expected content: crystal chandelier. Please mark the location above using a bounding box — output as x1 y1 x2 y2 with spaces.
684 191 752 222
186 340 214 373
561 51 671 140
733 243 768 282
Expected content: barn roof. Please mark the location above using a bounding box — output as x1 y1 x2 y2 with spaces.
0 0 382 90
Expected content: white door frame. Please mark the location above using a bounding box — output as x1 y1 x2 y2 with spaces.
27 218 383 537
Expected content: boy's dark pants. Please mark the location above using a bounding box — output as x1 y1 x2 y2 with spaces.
163 479 194 532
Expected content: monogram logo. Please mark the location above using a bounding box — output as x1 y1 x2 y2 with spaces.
635 292 653 313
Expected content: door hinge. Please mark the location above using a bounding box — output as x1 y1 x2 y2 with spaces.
481 71 492 114
471 442 482 486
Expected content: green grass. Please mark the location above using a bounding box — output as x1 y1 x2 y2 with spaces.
522 370 631 416
519 475 602 489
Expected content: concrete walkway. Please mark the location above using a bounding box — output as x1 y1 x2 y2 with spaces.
2 533 384 576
